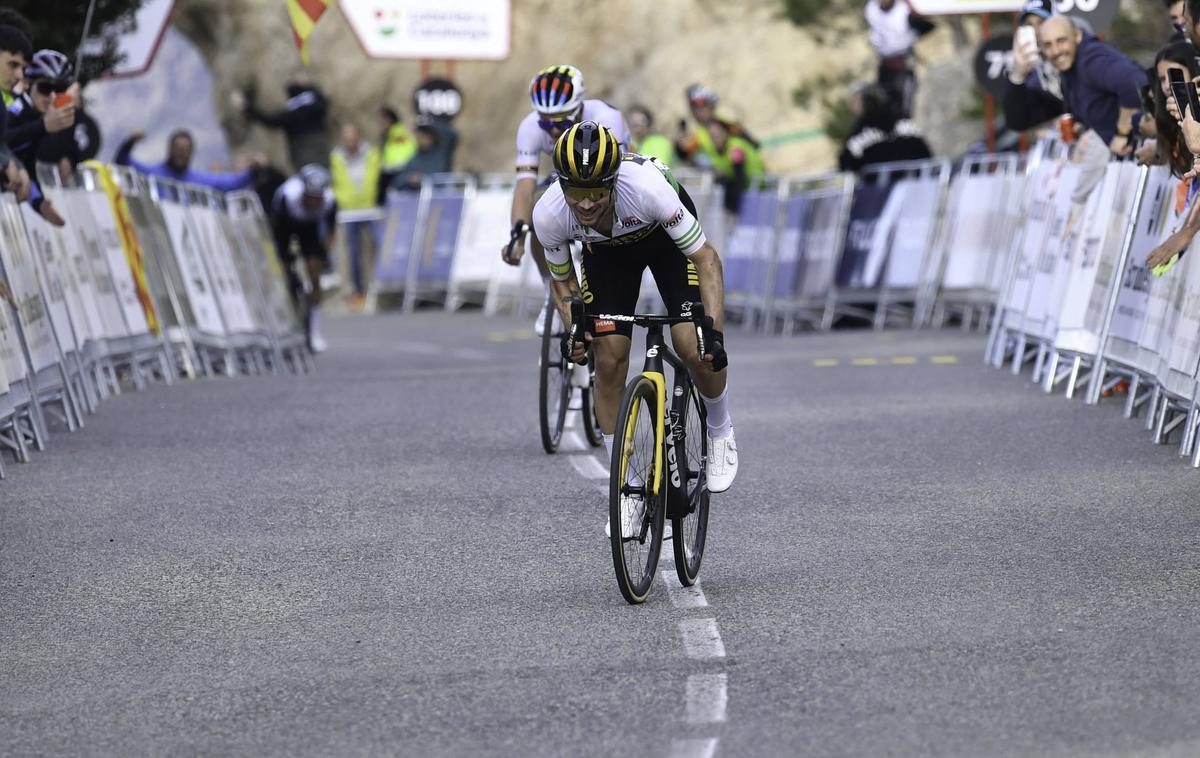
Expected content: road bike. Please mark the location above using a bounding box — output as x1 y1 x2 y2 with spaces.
568 301 711 604
505 221 602 453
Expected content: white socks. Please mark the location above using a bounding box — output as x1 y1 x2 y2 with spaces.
308 306 320 334
603 433 614 460
702 385 732 439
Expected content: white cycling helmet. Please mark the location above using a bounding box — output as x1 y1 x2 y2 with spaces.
529 65 585 116
298 164 331 197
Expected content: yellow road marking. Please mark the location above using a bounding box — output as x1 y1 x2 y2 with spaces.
813 358 839 367
890 356 918 365
851 358 879 366
931 355 959 365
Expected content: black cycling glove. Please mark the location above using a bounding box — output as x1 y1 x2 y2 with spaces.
700 317 728 371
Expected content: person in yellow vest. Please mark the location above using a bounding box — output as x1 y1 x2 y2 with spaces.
330 122 381 309
706 119 765 216
378 106 417 204
674 84 760 173
627 105 677 166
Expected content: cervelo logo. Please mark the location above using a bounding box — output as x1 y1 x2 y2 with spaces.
666 442 681 489
647 345 659 358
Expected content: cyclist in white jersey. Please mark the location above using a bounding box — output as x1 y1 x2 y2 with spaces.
500 65 631 335
533 121 739 515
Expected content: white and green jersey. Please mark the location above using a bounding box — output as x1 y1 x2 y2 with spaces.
533 155 707 281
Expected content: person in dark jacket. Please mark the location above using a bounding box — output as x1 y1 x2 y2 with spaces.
838 84 932 173
389 116 458 191
1004 15 1146 156
232 75 329 170
7 49 79 224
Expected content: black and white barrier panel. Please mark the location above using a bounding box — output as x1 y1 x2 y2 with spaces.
0 164 308 479
986 137 1200 466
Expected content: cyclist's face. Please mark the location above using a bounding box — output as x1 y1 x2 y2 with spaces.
564 186 612 226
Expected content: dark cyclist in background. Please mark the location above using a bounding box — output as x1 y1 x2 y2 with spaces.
532 121 739 534
501 65 631 335
271 164 337 354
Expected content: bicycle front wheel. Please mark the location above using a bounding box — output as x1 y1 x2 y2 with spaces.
609 374 665 604
672 380 710 586
538 306 569 453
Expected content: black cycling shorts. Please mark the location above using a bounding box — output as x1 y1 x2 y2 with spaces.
273 216 329 267
580 187 701 339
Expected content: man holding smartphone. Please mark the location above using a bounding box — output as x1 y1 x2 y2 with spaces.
6 49 76 226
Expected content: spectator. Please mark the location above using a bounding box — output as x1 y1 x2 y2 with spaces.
0 103 31 202
377 106 416 203
627 105 677 166
1004 15 1145 157
1009 1 1064 101
329 122 380 309
1184 0 1200 47
0 19 29 108
8 50 78 225
838 83 932 174
706 119 765 215
232 74 329 170
865 0 936 117
389 116 457 191
1151 42 1198 177
115 129 256 192
18 56 100 184
1167 0 1187 37
675 84 759 170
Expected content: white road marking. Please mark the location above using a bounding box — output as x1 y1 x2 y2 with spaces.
660 571 708 608
679 618 726 658
686 673 728 724
668 737 719 758
569 454 609 480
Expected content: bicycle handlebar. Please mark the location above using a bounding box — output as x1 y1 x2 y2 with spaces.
503 220 527 264
592 301 707 328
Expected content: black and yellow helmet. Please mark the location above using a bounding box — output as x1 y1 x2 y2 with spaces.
552 121 622 187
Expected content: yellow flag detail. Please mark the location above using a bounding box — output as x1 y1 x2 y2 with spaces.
85 161 161 335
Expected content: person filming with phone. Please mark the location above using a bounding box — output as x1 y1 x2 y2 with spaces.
1005 15 1147 159
7 49 78 226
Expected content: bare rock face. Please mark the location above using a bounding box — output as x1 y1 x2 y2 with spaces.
174 0 976 175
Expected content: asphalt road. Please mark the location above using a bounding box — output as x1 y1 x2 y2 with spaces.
4 311 1200 757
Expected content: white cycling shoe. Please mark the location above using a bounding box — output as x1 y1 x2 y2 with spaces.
605 493 645 540
533 302 563 337
309 331 328 354
706 427 738 493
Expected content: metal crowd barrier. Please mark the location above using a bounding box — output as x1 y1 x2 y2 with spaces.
986 136 1200 468
0 163 308 480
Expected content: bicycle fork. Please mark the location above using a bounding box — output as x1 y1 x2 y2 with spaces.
620 324 686 506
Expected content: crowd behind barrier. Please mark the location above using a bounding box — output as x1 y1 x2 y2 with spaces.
0 163 309 481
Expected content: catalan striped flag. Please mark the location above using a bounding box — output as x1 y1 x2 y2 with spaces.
287 0 333 65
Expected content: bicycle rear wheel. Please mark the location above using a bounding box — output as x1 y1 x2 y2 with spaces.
609 375 665 604
672 380 710 586
538 305 570 453
581 362 604 448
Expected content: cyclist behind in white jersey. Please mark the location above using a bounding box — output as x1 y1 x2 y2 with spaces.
500 65 631 335
533 121 739 534
270 164 337 353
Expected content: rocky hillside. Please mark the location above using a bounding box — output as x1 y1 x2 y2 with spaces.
172 0 981 175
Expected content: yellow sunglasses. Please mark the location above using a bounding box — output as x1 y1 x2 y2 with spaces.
561 183 613 203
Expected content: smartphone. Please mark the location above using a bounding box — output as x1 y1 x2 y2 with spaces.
1015 24 1037 51
53 91 72 109
1169 67 1190 117
1186 82 1200 121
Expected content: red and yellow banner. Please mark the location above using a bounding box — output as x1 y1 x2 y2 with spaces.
287 0 333 64
86 161 161 335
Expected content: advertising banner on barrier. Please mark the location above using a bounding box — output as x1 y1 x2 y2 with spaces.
1162 247 1200 396
941 173 1011 292
724 188 778 298
121 192 182 331
56 191 130 340
873 177 941 290
415 193 464 282
0 277 24 383
1022 165 1081 341
0 197 59 372
450 188 510 308
1135 173 1191 374
81 192 151 337
796 189 847 299
190 205 258 334
20 206 78 355
374 192 422 288
88 162 160 335
998 157 1060 327
837 183 893 289
772 194 807 299
159 202 228 337
1106 167 1173 370
1053 163 1136 355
